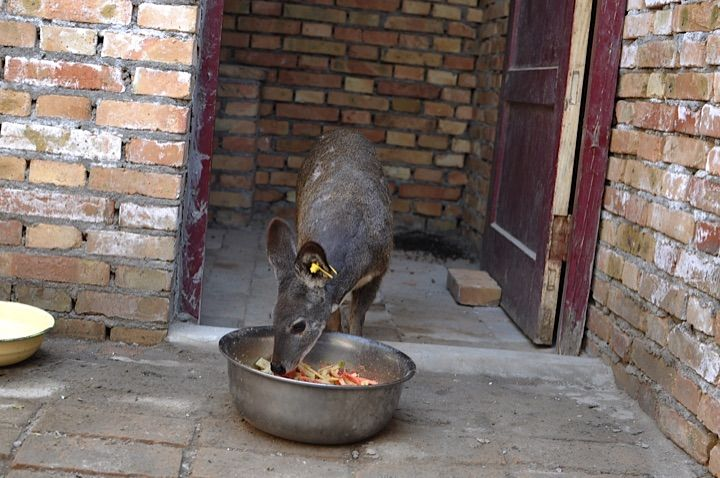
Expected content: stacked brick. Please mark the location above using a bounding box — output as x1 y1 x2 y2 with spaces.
586 1 720 474
0 0 199 344
212 0 484 233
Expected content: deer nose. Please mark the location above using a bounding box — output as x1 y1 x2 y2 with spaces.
271 362 286 375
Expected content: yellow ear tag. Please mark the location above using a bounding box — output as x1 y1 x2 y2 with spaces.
310 261 336 279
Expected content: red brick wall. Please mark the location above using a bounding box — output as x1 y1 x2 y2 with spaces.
0 0 199 344
586 1 720 474
211 0 485 234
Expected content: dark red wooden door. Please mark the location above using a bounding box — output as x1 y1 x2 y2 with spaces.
484 0 586 344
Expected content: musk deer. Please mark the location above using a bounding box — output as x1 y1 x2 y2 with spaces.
266 129 393 375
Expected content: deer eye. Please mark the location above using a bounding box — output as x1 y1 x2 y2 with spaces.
290 319 306 335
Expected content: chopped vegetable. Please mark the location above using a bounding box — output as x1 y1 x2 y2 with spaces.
253 357 377 386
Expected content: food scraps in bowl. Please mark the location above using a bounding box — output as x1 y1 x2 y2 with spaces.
254 357 378 386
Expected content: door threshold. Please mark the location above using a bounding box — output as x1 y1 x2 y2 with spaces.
167 321 235 347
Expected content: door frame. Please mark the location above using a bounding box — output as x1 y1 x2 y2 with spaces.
179 0 225 321
179 0 628 344
556 0 628 354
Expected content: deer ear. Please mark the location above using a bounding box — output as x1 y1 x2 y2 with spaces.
295 241 336 288
266 218 296 279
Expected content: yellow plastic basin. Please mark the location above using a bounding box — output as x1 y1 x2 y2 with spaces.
0 301 55 366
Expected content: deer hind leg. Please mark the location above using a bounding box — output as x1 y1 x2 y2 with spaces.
325 308 342 332
347 275 383 336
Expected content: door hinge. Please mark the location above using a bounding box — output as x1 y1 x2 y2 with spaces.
550 215 572 262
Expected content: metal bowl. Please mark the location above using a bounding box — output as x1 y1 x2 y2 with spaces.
219 326 416 445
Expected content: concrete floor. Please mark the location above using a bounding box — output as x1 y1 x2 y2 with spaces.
199 227 535 351
0 226 710 477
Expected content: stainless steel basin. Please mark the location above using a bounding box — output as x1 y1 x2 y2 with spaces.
219 326 416 445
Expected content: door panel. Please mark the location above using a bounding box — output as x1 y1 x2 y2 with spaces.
484 0 591 344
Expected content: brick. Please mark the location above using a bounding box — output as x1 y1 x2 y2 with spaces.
0 220 22 246
668 325 720 383
26 223 82 249
0 90 31 116
133 68 191 99
399 184 461 200
89 167 181 200
7 0 132 24
4 57 123 92
337 0 400 11
120 203 178 231
382 48 442 67
384 16 444 33
611 324 633 361
36 95 91 120
624 12 653 39
711 445 720 477
647 203 695 243
427 70 457 86
438 119 467 135
334 26 361 42
618 72 649 98
222 136 257 153
387 131 415 147
0 187 113 223
710 147 720 175
679 36 706 67
394 65 425 81
687 295 717 337
110 327 168 345
362 31 398 46
76 290 169 323
52 318 105 340
14 434 180 475
40 25 96 55
341 109 371 124
375 113 435 132
695 221 720 255
251 34 281 49
392 97 421 113
87 230 175 261
302 22 333 38
377 80 441 99
331 58 392 77
665 72 712 100
283 38 345 56
446 268 501 306
236 50 297 68
223 101 259 117
116 266 172 292
209 191 252 208
672 2 720 32
0 123 120 162
28 160 86 188
126 139 185 168
671 371 702 415
631 101 677 132
377 147 433 165
276 138 313 153
0 253 109 285
436 154 465 168
403 0 431 15
344 77 374 94
283 4 346 23
276 103 338 121
709 35 720 65
102 32 194 65
433 36 462 53
699 104 720 138
237 17 300 34
294 90 324 104
689 176 720 216
15 285 72 312
278 70 342 88
137 4 197 32
416 201 443 217
349 44 378 60
657 404 716 464
251 1 282 15
442 87 471 103
97 100 189 133
432 3 461 20
327 91 388 111
448 21 476 38
448 171 467 185
638 270 687 318
0 20 36 47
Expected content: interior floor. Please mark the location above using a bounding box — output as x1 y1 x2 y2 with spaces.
199 225 542 352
